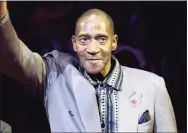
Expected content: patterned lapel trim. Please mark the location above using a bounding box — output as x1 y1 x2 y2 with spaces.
105 55 123 91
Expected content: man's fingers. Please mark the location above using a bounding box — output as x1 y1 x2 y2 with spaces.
0 1 8 18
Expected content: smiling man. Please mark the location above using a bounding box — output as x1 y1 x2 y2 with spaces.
0 1 177 132
72 10 117 77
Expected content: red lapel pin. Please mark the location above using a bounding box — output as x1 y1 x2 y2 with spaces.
130 99 137 107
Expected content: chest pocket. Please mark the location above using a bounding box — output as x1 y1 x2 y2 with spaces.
137 119 154 132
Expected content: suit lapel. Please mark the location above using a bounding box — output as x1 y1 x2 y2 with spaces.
71 68 102 132
118 68 142 132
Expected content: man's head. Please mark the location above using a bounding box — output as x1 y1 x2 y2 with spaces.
72 9 118 76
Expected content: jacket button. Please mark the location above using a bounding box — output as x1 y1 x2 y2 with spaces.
101 122 105 128
69 111 74 116
100 83 106 88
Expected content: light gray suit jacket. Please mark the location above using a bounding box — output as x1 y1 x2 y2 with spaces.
42 51 177 132
0 18 177 132
118 66 177 132
0 121 11 133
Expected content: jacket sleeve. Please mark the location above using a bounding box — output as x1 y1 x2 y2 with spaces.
0 16 46 95
0 121 12 133
154 77 177 132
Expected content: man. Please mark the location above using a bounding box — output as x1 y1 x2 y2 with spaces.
0 121 11 133
0 1 177 132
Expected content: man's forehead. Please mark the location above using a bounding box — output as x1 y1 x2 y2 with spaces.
76 16 111 36
80 21 106 30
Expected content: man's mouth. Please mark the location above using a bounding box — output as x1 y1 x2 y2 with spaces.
86 59 102 63
87 59 101 60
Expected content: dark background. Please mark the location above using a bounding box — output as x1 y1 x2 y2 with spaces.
0 1 187 132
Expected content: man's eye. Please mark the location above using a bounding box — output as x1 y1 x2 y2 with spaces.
79 37 89 43
98 37 106 43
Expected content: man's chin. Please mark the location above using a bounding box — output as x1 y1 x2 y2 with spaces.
85 68 101 75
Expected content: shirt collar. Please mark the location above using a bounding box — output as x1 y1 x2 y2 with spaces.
105 56 123 91
79 55 123 91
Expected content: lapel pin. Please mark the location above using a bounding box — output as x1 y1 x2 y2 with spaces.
130 99 137 107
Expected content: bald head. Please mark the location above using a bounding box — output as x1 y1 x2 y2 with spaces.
75 8 114 35
72 9 118 76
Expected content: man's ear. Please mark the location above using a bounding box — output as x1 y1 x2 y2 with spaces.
112 34 118 51
71 35 77 52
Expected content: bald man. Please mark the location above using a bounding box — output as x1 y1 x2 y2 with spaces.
0 2 177 132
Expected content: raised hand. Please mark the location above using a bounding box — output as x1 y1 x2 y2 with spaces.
0 1 7 19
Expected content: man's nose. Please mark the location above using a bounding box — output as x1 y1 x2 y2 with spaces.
87 41 100 55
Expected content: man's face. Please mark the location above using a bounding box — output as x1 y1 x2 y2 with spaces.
72 14 118 76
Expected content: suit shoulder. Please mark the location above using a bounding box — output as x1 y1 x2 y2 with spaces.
43 50 70 59
43 50 79 73
121 66 163 91
122 66 161 81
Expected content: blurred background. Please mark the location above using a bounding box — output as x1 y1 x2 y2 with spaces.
0 1 186 132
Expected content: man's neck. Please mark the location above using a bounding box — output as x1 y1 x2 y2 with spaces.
101 59 111 77
89 58 115 81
